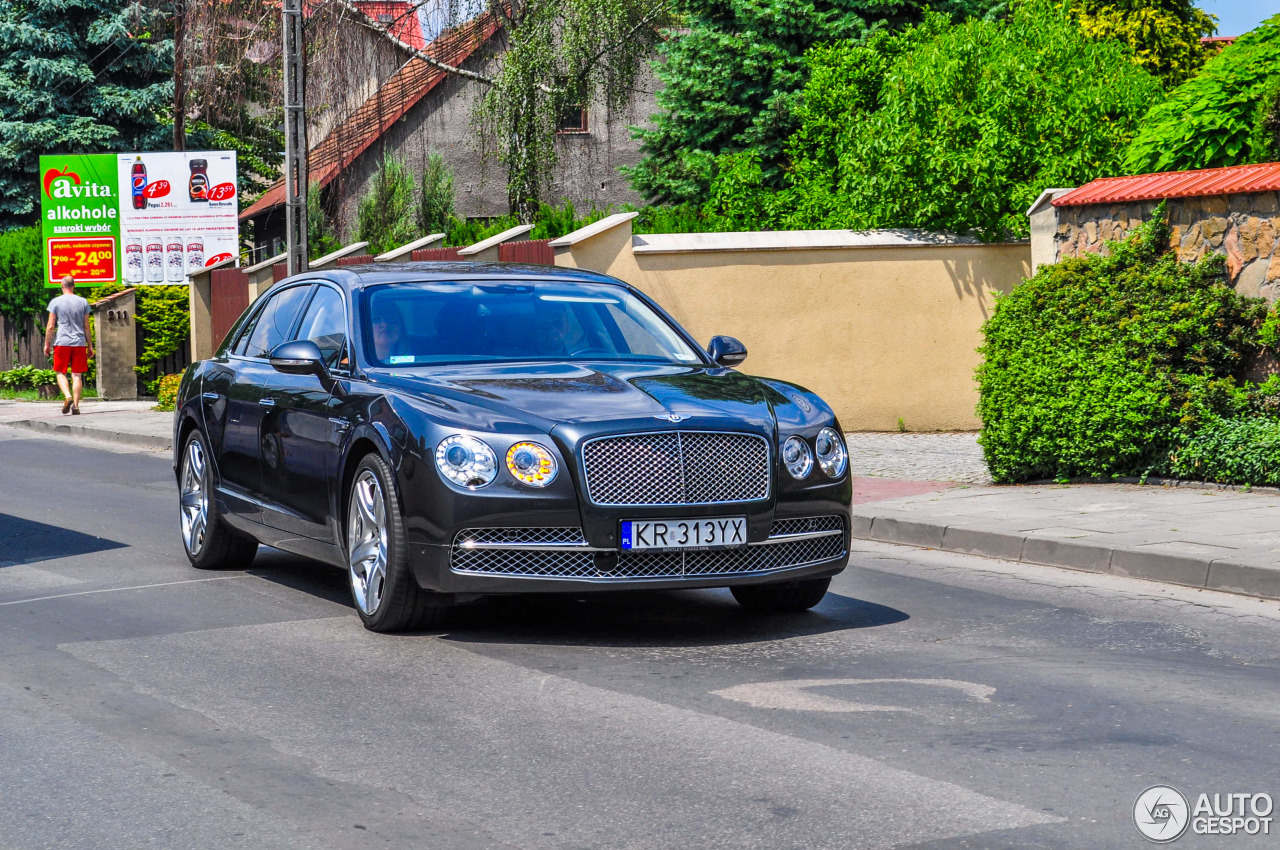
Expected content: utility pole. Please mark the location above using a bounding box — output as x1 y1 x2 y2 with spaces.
282 0 309 275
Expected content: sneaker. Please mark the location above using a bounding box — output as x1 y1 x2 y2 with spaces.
62 398 73 414
71 404 80 415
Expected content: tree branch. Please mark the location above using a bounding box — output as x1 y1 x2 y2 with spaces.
333 0 497 88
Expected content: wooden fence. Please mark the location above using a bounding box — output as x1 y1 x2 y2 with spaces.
0 314 47 371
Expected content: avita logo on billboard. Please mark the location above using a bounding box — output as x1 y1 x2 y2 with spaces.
42 166 113 199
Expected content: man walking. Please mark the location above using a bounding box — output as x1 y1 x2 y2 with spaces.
43 275 94 415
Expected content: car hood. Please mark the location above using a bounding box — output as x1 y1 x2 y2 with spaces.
369 362 781 436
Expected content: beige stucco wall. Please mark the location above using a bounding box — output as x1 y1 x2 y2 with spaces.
554 221 1031 431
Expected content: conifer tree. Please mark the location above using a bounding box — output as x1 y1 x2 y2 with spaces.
0 0 172 229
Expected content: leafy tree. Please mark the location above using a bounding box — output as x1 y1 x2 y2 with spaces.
1123 13 1280 174
624 0 1003 206
357 153 418 254
0 0 172 228
1066 0 1216 86
0 226 43 339
418 151 455 236
1251 80 1280 162
350 0 673 218
703 2 1161 240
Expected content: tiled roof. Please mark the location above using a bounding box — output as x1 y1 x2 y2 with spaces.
1053 162 1280 208
353 1 425 49
240 13 499 222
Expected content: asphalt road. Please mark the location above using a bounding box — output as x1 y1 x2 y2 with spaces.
1 429 1278 850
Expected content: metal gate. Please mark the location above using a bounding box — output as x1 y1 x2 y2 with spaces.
210 268 250 351
498 239 554 265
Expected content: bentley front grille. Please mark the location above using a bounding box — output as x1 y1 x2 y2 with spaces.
581 431 770 506
449 516 845 580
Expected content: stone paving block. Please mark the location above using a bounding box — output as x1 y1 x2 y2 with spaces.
940 527 1026 561
1206 559 1280 599
1021 538 1112 572
1109 549 1210 589
868 516 944 548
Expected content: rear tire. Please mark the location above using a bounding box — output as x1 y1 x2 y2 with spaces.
346 453 448 632
179 431 258 570
730 576 831 613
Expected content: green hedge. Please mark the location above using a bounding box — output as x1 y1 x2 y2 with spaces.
977 207 1270 483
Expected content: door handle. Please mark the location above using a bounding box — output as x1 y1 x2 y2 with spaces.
259 397 277 408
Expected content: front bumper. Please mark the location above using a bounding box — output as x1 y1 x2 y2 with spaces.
408 512 850 594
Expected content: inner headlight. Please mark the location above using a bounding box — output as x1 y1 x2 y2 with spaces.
435 435 497 488
815 427 847 478
506 441 557 487
782 435 813 479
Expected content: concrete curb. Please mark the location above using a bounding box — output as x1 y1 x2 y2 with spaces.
852 513 1280 601
1 419 171 451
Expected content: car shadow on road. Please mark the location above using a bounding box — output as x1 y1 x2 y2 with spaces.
244 548 909 646
437 589 908 648
0 513 128 566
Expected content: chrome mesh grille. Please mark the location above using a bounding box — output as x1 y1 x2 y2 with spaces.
770 516 845 537
456 527 586 546
582 431 770 506
450 517 845 580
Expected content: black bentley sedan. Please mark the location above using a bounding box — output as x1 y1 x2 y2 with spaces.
174 263 852 632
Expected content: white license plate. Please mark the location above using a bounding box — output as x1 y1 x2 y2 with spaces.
620 517 747 551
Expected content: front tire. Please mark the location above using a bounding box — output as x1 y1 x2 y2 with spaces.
179 431 258 569
346 453 447 632
730 576 831 613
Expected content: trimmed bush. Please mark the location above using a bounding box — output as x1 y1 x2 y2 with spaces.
153 373 183 412
976 208 1266 482
1167 416 1280 486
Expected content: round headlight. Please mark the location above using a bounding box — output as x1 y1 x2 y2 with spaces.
815 427 847 478
782 435 813 479
435 435 497 488
506 441 557 487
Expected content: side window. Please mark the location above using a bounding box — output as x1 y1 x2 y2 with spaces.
241 285 312 359
230 302 266 356
294 286 347 369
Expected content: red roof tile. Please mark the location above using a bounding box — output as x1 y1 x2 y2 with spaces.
240 13 499 222
354 1 425 49
1053 162 1280 208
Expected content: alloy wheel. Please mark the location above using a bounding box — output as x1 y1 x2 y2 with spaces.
348 469 389 615
179 439 208 556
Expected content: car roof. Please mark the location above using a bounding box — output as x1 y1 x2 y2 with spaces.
283 261 627 293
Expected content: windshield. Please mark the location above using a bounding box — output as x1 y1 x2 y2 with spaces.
360 280 704 367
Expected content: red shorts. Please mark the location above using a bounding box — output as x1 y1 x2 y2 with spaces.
53 346 89 374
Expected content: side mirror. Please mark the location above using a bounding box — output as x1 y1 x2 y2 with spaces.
269 339 326 375
269 339 347 396
707 335 748 367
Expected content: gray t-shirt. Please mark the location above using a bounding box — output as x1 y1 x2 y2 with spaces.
48 293 89 347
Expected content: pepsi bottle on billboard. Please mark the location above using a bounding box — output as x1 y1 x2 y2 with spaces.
131 157 147 210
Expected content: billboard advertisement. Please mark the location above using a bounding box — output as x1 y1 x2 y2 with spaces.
39 150 238 286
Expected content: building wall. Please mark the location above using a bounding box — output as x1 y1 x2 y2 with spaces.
329 39 659 240
1050 193 1280 300
554 218 1031 432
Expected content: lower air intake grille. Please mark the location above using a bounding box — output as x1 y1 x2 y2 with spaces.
450 517 846 580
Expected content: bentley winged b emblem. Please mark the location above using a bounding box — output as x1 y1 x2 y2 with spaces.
654 413 688 423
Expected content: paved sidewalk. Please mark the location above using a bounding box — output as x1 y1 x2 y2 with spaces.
851 483 1280 600
0 399 172 451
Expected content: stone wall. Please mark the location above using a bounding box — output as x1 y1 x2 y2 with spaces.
1051 192 1280 300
